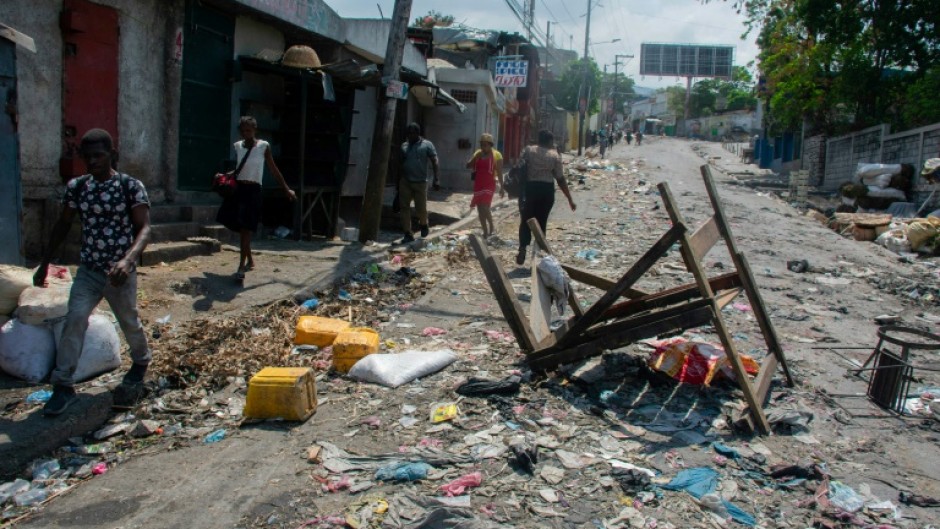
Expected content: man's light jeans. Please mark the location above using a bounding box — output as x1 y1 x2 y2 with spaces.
50 266 151 387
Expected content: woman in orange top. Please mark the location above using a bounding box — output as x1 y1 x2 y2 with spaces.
466 133 504 238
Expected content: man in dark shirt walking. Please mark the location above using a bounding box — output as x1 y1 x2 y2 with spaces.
34 128 153 416
399 122 440 242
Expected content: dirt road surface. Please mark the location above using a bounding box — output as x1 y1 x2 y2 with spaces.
9 137 940 528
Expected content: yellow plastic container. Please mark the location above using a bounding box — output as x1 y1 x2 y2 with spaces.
243 367 317 421
332 327 381 373
295 316 351 347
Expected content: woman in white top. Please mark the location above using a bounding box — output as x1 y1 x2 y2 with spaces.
217 116 296 280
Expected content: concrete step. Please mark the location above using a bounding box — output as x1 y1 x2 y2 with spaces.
186 204 220 224
149 221 201 243
199 224 240 246
149 204 187 224
140 238 221 266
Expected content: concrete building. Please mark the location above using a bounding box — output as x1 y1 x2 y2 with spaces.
0 0 442 257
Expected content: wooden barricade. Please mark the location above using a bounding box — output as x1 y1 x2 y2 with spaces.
470 165 795 435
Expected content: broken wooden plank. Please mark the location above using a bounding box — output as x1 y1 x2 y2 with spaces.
556 224 687 349
469 235 537 352
528 305 713 371
715 287 743 310
689 217 720 263
600 273 741 322
562 265 649 299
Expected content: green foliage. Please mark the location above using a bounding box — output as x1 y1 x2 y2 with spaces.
664 66 757 119
711 0 940 134
413 11 455 29
903 68 940 128
557 58 603 114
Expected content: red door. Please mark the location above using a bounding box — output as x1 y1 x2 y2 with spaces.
59 0 119 181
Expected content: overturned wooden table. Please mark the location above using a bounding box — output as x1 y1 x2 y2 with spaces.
470 165 796 434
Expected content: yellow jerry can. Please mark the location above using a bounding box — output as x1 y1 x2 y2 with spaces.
295 316 351 347
243 367 317 421
332 327 380 373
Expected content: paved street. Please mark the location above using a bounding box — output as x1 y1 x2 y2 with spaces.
11 137 940 528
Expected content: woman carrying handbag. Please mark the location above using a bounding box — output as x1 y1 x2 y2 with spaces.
216 116 296 281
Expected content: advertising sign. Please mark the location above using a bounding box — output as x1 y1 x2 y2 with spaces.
385 80 409 100
494 60 528 88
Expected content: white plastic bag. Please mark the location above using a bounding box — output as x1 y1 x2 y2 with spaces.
537 256 570 315
347 349 457 387
0 265 33 317
866 185 906 200
53 314 122 382
16 286 71 325
875 229 912 254
0 319 56 383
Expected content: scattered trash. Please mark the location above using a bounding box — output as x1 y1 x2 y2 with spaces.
828 481 865 513
648 337 759 385
576 249 602 262
204 429 226 444
786 259 809 273
508 440 538 475
338 290 353 302
374 462 432 482
301 298 320 310
439 471 483 496
24 389 52 404
421 327 447 337
429 402 458 423
664 467 756 526
455 376 521 397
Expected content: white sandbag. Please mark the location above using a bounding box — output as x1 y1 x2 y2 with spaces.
0 319 56 383
866 185 906 200
856 163 902 180
347 349 457 388
860 173 893 188
0 266 33 317
53 314 122 382
16 286 71 326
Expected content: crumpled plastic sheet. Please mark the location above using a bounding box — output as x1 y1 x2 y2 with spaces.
385 494 511 529
439 471 483 497
455 376 521 397
664 467 756 526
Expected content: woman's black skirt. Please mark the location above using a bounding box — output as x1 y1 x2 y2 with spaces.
217 181 262 233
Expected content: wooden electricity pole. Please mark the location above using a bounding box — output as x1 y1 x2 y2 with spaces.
359 0 414 243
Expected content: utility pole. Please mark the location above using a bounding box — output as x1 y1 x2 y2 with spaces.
527 0 535 40
613 54 633 125
546 21 551 48
359 0 414 243
577 0 592 155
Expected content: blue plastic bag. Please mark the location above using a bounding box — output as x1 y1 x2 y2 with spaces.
664 467 755 526
375 461 431 482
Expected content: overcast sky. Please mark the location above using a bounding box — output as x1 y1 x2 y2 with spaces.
332 0 760 89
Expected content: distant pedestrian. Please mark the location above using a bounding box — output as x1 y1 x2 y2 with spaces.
516 129 577 266
599 129 608 157
399 122 440 243
626 131 633 145
636 130 643 145
33 128 152 415
217 116 296 281
466 133 503 238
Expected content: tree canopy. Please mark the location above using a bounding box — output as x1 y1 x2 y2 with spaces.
557 58 603 115
665 66 758 120
715 0 939 134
